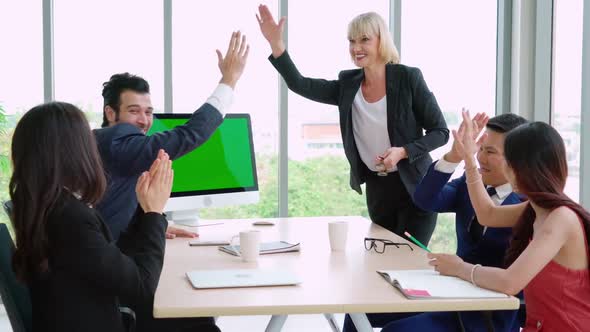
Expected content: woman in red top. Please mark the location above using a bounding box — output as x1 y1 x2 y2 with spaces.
430 112 590 331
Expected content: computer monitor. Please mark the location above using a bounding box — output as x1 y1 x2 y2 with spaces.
147 113 259 225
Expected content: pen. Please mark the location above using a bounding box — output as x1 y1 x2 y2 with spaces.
404 231 431 253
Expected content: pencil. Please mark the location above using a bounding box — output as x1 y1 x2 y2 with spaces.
404 231 432 252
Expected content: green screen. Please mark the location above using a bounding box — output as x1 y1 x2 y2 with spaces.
147 114 257 195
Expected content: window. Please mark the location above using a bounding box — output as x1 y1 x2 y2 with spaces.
402 0 498 252
287 0 389 217
0 2 43 114
54 0 164 128
552 0 583 202
172 0 279 218
0 1 43 229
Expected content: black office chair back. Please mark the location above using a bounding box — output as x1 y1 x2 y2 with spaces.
1 201 33 332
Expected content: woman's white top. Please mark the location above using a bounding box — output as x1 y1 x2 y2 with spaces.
351 88 397 172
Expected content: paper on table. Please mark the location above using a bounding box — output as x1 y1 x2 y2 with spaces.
377 269 509 299
219 241 300 256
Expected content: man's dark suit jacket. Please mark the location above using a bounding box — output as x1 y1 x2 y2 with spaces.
269 51 449 195
94 104 223 239
30 193 167 332
414 163 521 267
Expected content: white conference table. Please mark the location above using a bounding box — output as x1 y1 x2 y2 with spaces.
153 216 519 332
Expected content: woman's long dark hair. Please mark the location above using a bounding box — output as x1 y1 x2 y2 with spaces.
504 122 590 266
10 102 106 283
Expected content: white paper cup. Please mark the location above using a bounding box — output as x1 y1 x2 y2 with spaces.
230 230 261 262
328 221 348 251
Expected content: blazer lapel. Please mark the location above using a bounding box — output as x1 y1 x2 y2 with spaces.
386 64 400 146
341 70 364 112
340 70 364 138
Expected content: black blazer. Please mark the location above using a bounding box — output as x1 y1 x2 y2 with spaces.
269 51 449 195
30 193 167 332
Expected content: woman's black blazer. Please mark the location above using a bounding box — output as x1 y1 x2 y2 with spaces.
29 193 167 332
269 51 449 195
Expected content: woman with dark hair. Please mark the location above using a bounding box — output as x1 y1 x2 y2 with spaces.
427 112 590 331
10 102 173 332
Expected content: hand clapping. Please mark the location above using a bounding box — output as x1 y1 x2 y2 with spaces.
445 109 488 163
451 110 488 162
136 149 174 214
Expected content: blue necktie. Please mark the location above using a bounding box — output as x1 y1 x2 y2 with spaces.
469 187 497 242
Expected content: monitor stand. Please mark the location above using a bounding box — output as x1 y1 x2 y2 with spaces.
166 209 201 227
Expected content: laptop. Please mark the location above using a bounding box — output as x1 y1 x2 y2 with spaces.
186 269 301 289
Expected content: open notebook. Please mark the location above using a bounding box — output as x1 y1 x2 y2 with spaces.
186 269 301 289
377 269 509 299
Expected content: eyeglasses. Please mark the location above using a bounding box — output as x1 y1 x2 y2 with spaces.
364 237 413 253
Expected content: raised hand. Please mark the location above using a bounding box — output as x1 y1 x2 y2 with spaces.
451 110 486 164
217 31 250 89
470 110 489 142
256 4 286 58
445 109 488 163
136 151 174 214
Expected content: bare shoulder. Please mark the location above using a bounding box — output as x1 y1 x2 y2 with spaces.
545 206 582 234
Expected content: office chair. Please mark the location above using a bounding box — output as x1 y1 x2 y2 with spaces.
1 200 136 332
0 219 32 332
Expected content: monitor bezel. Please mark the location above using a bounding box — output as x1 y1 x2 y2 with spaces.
151 113 259 198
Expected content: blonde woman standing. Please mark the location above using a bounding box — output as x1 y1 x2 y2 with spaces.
257 5 448 245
